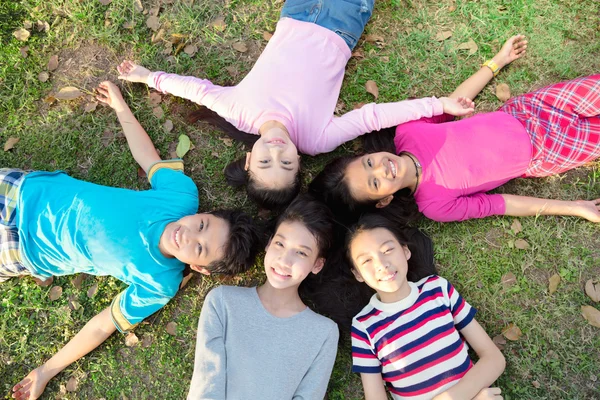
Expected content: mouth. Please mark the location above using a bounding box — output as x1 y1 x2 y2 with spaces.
271 267 292 279
388 159 397 179
173 226 181 249
266 138 287 146
378 271 397 282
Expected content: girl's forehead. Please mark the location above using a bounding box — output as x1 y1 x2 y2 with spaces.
351 228 399 252
275 220 318 249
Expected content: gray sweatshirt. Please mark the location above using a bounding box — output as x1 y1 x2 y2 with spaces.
187 286 339 400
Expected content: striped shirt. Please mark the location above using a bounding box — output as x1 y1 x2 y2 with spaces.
351 275 477 399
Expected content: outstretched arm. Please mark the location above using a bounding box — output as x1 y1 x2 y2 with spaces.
450 35 528 101
502 194 600 222
96 81 161 172
360 373 388 400
12 307 116 400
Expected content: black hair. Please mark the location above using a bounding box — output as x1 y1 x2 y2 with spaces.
188 106 259 147
204 209 262 275
225 159 302 211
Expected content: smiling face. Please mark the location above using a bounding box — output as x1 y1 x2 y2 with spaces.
349 227 412 302
159 213 230 272
263 221 325 290
246 126 300 190
345 152 406 203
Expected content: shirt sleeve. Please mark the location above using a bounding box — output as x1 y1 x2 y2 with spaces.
317 97 444 154
147 160 199 212
351 319 381 374
420 193 506 222
441 278 477 331
187 287 227 400
148 71 226 106
292 324 339 400
110 284 173 333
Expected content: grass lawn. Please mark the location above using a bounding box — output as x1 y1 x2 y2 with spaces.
1 0 600 399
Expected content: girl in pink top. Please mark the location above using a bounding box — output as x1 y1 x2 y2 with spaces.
311 35 600 223
115 0 473 210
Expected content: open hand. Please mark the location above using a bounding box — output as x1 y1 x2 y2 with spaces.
473 387 503 400
12 367 49 400
96 81 126 112
117 60 151 84
440 96 475 117
494 35 527 69
574 198 600 223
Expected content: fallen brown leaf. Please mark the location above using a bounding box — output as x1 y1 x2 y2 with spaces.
334 100 345 115
179 273 193 289
133 0 144 12
263 31 273 41
502 323 522 341
448 5 456 11
125 332 139 347
435 30 453 41
20 46 29 58
169 33 189 44
55 87 83 101
232 42 248 53
4 137 20 152
149 92 162 106
162 42 173 55
13 28 30 42
122 21 135 30
184 44 198 56
138 167 147 178
365 34 384 43
380 56 390 63
365 80 379 99
153 106 164 119
532 381 541 389
225 65 239 78
501 272 517 288
581 305 600 328
84 102 98 113
98 0 112 5
151 28 165 43
66 376 78 392
36 20 50 32
141 335 153 348
148 6 160 16
496 83 511 102
514 238 530 250
68 296 81 311
351 49 364 59
146 15 160 31
49 286 63 301
492 334 506 350
87 282 98 298
23 20 33 30
353 102 365 110
166 321 177 336
72 274 86 289
163 119 173 132
38 71 49 82
585 279 600 302
219 137 233 147
43 96 57 105
510 219 522 234
210 17 227 32
456 38 478 55
548 273 561 295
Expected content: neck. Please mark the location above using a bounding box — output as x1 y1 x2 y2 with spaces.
377 281 412 303
398 153 419 193
257 280 306 317
259 120 289 136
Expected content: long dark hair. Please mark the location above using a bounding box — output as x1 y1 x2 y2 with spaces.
189 107 300 210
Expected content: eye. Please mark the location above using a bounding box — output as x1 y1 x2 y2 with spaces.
373 179 379 190
197 243 203 255
260 160 270 164
282 160 292 165
367 158 373 167
297 251 308 257
199 221 204 231
275 241 284 247
361 258 372 266
384 247 394 254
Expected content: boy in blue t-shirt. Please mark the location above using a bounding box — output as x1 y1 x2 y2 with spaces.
6 81 261 400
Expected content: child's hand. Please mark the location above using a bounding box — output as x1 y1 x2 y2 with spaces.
439 96 475 117
493 35 527 69
12 367 49 400
96 81 126 112
473 387 503 400
573 198 600 223
118 60 152 84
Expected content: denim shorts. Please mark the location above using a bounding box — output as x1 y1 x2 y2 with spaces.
281 0 375 50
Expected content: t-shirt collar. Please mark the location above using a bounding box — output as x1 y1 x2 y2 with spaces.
369 281 419 313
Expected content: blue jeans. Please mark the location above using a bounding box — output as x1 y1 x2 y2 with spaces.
281 0 375 50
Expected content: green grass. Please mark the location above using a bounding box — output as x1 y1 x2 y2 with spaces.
1 0 600 398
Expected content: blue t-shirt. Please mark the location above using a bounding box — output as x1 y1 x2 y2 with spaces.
15 160 199 332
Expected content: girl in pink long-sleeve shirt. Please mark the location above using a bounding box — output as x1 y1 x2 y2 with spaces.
116 0 473 210
310 35 600 224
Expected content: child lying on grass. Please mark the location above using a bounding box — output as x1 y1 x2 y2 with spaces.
347 214 505 400
8 81 261 400
188 194 339 399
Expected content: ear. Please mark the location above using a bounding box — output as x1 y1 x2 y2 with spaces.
351 268 365 282
402 245 411 261
190 265 211 276
311 258 325 275
244 152 251 171
376 195 394 208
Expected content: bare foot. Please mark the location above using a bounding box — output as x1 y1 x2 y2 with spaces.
12 367 49 400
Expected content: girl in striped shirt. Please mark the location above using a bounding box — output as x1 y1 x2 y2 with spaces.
347 214 505 400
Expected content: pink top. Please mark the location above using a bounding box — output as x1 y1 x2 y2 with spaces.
148 18 444 156
394 112 533 222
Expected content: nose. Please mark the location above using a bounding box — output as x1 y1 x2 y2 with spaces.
374 257 388 272
277 250 294 269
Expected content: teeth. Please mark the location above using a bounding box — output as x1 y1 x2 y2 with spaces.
175 228 180 247
379 272 395 281
389 160 397 178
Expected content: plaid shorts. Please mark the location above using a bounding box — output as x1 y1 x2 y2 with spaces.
500 75 600 177
0 168 29 282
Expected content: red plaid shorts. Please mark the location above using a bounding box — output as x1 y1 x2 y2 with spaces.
500 75 600 177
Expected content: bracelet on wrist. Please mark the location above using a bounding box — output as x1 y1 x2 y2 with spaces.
482 59 501 77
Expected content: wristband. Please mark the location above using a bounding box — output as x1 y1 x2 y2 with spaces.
482 59 501 77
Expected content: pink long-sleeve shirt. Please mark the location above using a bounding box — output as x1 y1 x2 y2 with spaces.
394 112 533 222
148 17 444 156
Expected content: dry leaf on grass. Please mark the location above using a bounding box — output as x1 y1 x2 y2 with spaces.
548 274 561 295
496 83 511 102
163 119 173 132
232 42 248 53
176 134 191 158
72 274 86 289
125 332 139 347
24 20 32 29
84 102 98 113
49 286 63 301
68 296 81 311
36 20 50 32
219 137 233 147
148 7 160 16
585 279 600 302
365 34 384 43
581 305 600 328
152 106 164 119
456 39 478 55
210 17 227 32
514 239 530 250
137 167 147 178
501 272 517 288
179 273 193 289
133 0 144 12
66 376 78 392
38 71 49 82
98 0 112 5
146 16 160 31
55 87 83 100
502 323 522 341
334 100 345 115
353 102 365 110
532 381 541 389
149 92 162 106
20 46 29 58
13 28 30 41
351 49 364 59
365 80 379 99
492 334 506 350
166 321 177 336
122 21 134 30
435 31 452 41
151 28 165 43
263 31 273 41
87 282 98 298
225 65 239 78
184 44 198 56
4 137 20 151
510 219 522 234
141 335 153 348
